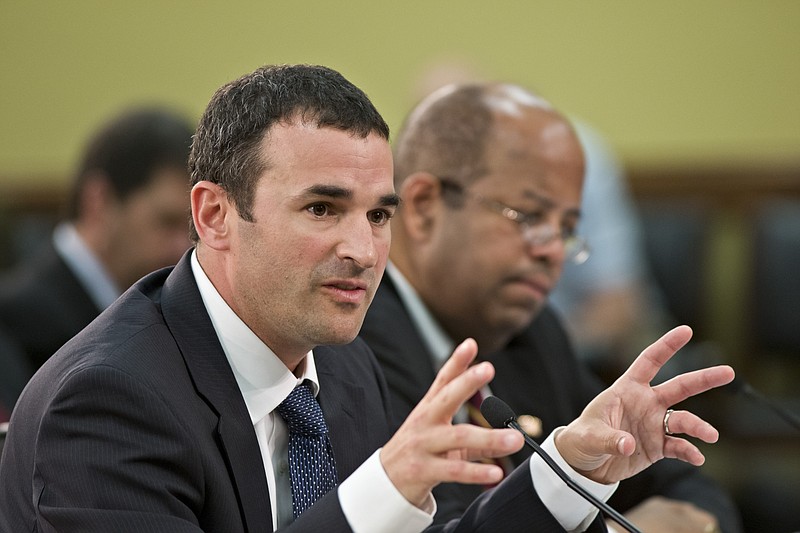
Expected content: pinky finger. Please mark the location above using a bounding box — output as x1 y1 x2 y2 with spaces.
663 437 706 467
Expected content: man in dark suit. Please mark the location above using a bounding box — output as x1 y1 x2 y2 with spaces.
360 82 741 532
0 65 735 532
0 106 195 373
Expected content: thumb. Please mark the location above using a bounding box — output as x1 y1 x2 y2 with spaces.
557 425 635 472
613 431 636 457
576 425 635 458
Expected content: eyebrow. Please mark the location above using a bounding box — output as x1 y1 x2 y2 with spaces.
301 184 400 207
520 189 581 218
380 193 401 207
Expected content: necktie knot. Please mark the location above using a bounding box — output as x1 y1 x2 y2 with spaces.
276 383 328 437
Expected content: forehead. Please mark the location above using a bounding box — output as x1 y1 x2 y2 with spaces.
258 121 393 192
478 108 584 204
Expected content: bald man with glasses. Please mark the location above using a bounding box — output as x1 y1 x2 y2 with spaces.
359 82 741 533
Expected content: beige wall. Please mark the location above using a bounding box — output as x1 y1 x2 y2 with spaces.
1 1 798 184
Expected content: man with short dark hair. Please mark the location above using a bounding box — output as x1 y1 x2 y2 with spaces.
0 65 734 532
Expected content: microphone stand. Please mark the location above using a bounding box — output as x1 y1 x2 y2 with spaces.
733 379 800 432
506 418 643 533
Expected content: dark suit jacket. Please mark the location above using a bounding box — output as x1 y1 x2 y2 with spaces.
0 322 31 422
0 251 580 532
360 276 743 533
0 239 102 372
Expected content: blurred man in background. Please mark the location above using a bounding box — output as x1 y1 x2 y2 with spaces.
360 81 742 532
0 106 194 377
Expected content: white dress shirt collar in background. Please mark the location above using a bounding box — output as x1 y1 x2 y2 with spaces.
52 222 121 310
385 262 454 369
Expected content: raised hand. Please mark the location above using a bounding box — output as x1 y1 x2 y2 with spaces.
379 338 524 507
555 325 735 484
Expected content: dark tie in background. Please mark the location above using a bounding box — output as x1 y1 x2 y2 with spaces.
276 381 338 518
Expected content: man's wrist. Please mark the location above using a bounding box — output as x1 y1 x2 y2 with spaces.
339 448 435 533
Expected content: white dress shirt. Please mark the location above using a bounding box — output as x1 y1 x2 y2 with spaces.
190 251 433 532
386 262 618 532
52 222 121 310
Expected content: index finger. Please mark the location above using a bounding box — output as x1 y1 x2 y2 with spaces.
419 341 496 422
424 338 480 399
622 325 694 384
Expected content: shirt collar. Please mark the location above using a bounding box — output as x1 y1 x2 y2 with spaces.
385 262 455 369
52 222 121 309
190 249 320 424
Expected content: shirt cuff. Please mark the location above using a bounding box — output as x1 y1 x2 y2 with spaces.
529 427 619 532
339 448 435 533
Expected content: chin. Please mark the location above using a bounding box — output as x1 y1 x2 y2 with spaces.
316 324 362 346
495 307 539 334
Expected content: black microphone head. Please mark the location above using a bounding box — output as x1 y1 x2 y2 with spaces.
480 395 517 429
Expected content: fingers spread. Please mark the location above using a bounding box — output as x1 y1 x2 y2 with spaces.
425 338 479 398
662 437 706 466
655 365 735 407
379 423 523 503
428 424 523 459
420 361 495 424
428 426 522 485
623 325 694 385
428 456 506 486
661 410 720 443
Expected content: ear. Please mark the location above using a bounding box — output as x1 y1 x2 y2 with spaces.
191 181 233 251
398 172 445 241
78 172 116 224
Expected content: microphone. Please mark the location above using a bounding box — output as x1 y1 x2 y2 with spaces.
480 395 642 533
724 376 800 432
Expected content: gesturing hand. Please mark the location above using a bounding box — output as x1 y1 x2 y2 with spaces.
380 338 524 508
555 325 735 485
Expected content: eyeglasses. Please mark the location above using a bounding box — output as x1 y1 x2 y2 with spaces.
438 177 590 265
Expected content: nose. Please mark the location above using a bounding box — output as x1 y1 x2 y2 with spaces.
337 218 378 268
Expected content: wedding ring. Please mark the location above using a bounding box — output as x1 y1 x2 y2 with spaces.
663 408 675 436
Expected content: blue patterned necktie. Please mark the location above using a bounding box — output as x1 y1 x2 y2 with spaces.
276 382 338 518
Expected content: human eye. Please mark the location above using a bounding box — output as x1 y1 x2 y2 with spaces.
561 218 579 239
368 208 394 227
306 203 333 218
519 209 547 226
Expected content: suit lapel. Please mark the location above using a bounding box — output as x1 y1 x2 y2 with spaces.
314 347 373 481
161 252 273 533
370 278 438 402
